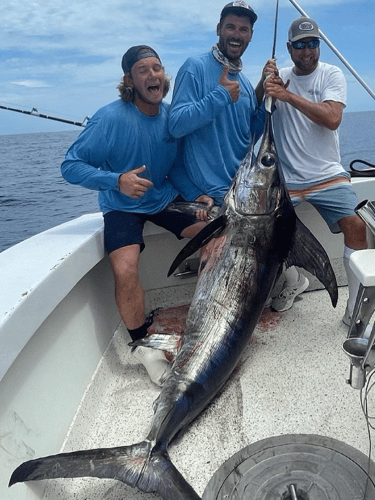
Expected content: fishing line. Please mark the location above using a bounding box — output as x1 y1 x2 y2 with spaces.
360 368 375 498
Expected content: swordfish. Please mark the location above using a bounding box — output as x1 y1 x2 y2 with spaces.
9 110 338 499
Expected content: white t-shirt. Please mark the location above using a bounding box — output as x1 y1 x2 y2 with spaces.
272 62 347 189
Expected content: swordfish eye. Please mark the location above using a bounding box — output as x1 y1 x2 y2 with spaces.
261 153 275 167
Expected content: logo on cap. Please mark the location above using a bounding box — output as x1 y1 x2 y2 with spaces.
298 21 315 32
232 0 250 7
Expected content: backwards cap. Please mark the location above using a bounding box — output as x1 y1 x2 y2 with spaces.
121 45 161 73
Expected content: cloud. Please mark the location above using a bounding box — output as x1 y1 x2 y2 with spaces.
2 0 351 53
12 79 52 88
0 0 373 134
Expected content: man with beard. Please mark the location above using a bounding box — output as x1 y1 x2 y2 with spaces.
169 1 277 206
264 17 366 322
61 46 210 386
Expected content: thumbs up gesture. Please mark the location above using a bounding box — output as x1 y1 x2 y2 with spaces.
118 165 153 199
219 65 240 102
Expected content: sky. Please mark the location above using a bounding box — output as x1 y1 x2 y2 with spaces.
1 0 374 135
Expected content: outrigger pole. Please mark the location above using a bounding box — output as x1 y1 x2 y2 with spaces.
289 0 375 102
0 103 89 127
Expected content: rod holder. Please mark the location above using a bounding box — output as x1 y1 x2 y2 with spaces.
342 338 368 389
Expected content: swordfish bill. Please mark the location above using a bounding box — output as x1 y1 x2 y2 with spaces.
9 111 338 499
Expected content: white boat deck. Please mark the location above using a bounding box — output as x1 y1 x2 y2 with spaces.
41 284 373 499
3 177 375 499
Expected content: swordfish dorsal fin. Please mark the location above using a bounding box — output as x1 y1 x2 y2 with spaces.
167 215 227 277
285 218 338 307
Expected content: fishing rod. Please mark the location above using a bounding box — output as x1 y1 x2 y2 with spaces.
288 0 375 102
265 0 279 113
0 103 89 127
271 0 279 60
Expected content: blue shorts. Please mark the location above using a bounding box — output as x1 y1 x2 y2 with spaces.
289 178 359 234
103 197 198 254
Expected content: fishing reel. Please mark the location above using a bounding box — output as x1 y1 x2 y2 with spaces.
343 200 375 389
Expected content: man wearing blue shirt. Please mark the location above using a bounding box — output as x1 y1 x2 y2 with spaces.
61 46 209 386
169 1 277 206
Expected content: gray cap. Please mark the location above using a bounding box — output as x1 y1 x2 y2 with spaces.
288 17 320 42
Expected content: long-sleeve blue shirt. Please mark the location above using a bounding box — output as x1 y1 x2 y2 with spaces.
61 99 202 215
169 51 265 205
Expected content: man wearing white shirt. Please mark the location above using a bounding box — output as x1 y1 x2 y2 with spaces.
265 17 366 323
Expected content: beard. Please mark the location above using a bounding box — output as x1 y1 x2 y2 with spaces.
218 37 249 62
292 51 320 75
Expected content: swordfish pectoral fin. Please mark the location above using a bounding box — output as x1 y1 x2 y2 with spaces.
167 214 227 277
129 332 182 359
9 442 201 500
285 218 338 307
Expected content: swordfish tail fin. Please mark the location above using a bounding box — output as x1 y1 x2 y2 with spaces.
9 440 201 500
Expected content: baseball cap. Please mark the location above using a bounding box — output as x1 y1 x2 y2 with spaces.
121 45 161 73
220 1 258 25
288 17 320 42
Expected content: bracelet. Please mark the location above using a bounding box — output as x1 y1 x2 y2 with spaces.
117 174 122 191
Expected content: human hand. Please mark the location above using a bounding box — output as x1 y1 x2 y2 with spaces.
262 58 279 82
264 74 290 102
219 65 240 103
118 165 154 199
195 195 214 221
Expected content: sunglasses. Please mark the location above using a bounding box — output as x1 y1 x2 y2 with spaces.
291 39 320 50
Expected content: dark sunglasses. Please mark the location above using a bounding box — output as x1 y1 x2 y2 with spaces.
291 39 320 50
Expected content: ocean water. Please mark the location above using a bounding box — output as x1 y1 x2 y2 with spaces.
0 130 97 252
1 111 374 254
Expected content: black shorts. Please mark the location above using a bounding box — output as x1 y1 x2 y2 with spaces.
103 198 198 254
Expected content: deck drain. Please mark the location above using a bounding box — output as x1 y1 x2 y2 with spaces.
282 485 309 500
202 434 375 500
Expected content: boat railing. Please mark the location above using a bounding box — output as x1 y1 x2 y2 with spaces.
0 213 107 381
